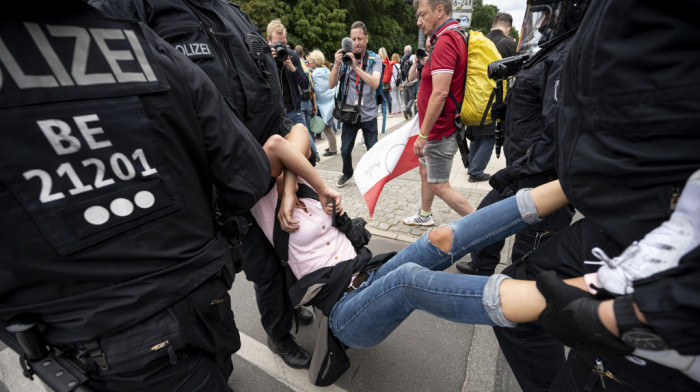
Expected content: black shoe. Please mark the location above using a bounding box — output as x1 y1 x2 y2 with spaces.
336 174 352 187
295 307 313 325
403 110 409 120
323 151 337 156
455 261 479 274
325 147 330 152
267 334 311 369
468 173 491 183
316 156 321 162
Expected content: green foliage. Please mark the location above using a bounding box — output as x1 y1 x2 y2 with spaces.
470 0 497 33
232 0 518 62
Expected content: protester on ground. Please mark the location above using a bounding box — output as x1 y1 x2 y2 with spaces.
403 0 476 228
464 12 518 183
254 127 700 386
329 21 382 188
307 50 338 157
90 0 314 369
390 53 403 115
0 2 272 390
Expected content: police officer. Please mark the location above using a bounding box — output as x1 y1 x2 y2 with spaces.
455 1 579 390
1 1 270 390
90 0 314 369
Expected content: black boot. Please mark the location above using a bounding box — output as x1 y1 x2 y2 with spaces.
295 307 314 325
455 261 494 276
267 334 311 369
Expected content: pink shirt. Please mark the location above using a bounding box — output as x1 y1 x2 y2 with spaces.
250 181 357 280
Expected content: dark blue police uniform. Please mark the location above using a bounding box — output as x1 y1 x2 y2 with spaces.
0 2 270 390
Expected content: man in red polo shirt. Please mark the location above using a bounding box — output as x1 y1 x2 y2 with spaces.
403 0 475 226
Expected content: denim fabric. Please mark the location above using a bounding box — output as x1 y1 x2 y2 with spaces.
286 110 318 160
382 89 392 114
468 135 495 176
329 195 528 348
339 119 378 177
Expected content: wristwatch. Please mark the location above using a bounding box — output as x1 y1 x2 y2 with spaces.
613 295 668 350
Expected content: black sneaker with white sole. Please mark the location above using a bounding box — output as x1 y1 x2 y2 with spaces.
336 174 351 187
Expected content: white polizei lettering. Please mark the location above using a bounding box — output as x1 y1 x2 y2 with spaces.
25 22 74 86
0 37 58 89
91 28 146 83
123 29 157 82
74 114 112 150
47 25 116 86
37 119 81 155
175 43 210 57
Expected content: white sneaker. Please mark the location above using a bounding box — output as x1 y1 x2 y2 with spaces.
402 211 435 226
586 217 694 294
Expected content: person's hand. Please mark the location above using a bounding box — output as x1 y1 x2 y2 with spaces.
489 167 517 196
313 105 318 115
334 49 344 66
283 58 296 72
318 186 344 217
278 192 300 233
413 136 427 157
536 271 633 356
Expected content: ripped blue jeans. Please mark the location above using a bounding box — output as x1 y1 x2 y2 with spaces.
329 190 539 348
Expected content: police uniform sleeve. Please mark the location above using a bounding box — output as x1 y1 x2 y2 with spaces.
151 27 271 212
508 52 563 179
631 245 700 355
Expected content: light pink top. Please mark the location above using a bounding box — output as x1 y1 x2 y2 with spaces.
250 181 357 280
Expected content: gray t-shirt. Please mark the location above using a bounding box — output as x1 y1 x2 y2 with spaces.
339 53 383 121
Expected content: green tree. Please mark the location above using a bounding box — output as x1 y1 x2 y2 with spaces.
470 0 497 33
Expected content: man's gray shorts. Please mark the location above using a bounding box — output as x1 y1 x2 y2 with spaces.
419 131 458 183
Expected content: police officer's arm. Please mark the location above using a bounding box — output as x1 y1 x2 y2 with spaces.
349 55 381 90
176 42 270 211
507 58 562 178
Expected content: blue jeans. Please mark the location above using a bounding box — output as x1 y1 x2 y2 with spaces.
329 194 532 348
286 109 318 161
468 135 495 175
340 119 378 177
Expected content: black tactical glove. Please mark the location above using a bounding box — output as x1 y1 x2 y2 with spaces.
489 167 517 196
536 271 633 356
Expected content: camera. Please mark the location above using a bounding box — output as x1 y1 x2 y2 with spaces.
272 41 289 62
416 48 427 59
487 53 530 80
341 51 354 65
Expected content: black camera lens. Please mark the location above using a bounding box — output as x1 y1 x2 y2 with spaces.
273 41 289 62
416 48 427 59
342 51 353 65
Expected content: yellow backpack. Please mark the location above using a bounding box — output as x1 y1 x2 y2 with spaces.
436 27 505 127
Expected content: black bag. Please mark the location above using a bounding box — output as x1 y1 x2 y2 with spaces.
333 105 361 125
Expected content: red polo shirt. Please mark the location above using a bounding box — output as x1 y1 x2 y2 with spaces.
416 20 467 140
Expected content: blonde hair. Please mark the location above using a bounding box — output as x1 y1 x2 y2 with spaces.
307 50 326 68
266 19 286 39
378 47 388 60
391 53 400 62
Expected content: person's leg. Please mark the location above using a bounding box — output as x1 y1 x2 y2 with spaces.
424 133 475 216
459 189 507 275
403 161 436 225
339 122 359 177
322 125 337 154
362 118 379 150
469 135 495 176
468 136 481 173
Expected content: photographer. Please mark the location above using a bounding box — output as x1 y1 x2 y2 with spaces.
328 21 383 188
267 20 313 156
